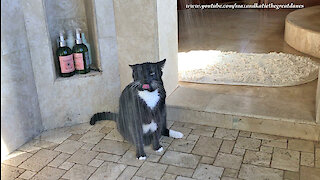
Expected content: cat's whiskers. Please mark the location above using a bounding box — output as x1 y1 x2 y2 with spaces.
151 81 165 92
130 81 142 89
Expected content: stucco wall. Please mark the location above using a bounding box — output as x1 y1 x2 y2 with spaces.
1 0 43 156
113 0 159 90
113 0 178 94
157 0 179 94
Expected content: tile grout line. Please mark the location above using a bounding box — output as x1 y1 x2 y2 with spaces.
4 121 319 179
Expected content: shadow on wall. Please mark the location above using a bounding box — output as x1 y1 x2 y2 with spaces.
1 0 44 157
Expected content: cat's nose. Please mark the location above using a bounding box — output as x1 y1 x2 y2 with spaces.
142 79 150 85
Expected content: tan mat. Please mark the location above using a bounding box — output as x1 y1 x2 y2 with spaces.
178 51 319 87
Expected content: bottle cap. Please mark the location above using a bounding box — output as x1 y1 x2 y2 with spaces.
59 32 66 47
75 28 82 44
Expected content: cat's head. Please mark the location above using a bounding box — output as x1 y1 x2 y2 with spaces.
129 59 166 92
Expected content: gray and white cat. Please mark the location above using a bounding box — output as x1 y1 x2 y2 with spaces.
90 59 183 160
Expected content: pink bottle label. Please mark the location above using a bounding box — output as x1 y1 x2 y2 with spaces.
59 55 75 73
74 53 84 70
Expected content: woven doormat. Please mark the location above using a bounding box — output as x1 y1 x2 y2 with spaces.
178 51 319 87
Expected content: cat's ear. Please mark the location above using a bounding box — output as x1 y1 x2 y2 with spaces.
129 64 135 70
157 59 166 69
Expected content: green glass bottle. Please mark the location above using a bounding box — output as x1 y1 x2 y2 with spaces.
56 32 75 77
72 29 90 74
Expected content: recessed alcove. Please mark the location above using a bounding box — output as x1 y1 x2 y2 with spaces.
44 0 101 79
18 0 121 131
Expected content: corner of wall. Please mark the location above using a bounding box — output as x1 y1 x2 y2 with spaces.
156 0 179 96
316 70 320 124
1 0 44 156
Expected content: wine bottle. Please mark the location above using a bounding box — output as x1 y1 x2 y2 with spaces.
72 29 90 74
56 32 75 77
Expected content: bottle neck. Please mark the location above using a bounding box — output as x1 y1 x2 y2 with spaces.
76 39 82 44
59 41 67 47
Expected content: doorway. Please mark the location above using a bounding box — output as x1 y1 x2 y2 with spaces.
174 0 320 123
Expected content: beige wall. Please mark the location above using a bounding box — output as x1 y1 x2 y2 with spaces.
113 0 178 94
157 0 179 94
113 0 159 90
1 0 43 157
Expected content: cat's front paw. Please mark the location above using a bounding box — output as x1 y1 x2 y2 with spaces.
156 147 163 152
136 152 147 160
169 129 183 138
137 156 146 160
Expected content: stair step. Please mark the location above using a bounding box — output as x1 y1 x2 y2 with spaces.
167 106 320 141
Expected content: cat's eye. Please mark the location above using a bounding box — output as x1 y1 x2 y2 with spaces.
150 72 155 76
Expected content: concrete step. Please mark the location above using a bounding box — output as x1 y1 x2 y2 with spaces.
166 82 320 141
167 106 320 141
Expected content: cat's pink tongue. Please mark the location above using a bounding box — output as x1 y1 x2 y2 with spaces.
142 84 150 89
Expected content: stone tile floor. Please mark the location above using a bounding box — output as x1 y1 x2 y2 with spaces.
2 120 320 180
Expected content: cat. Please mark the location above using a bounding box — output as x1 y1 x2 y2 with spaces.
90 59 183 160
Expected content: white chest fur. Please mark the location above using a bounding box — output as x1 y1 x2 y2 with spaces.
138 89 160 109
142 120 158 134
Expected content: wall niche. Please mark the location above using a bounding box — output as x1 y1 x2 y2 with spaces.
44 0 101 78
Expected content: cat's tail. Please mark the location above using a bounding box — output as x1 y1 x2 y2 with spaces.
90 112 118 125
